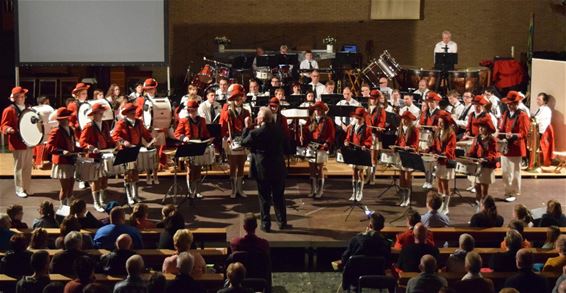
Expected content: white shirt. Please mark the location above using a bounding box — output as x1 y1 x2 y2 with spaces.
399 104 421 121
456 104 473 129
334 98 360 126
518 102 531 117
487 95 502 119
413 89 430 102
197 100 222 124
446 102 465 121
434 41 458 54
215 90 229 101
379 87 393 99
309 82 326 101
180 94 202 105
533 104 551 134
299 59 319 70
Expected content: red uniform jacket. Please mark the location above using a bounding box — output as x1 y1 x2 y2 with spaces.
467 135 498 169
274 113 291 140
396 126 420 150
135 96 145 119
498 110 530 157
219 105 250 138
79 122 115 158
344 124 372 148
303 116 335 149
540 124 555 166
419 108 440 127
432 131 456 165
393 229 435 249
67 100 79 129
466 111 487 137
368 106 386 131
112 118 153 146
174 116 210 141
46 126 78 165
1 105 27 150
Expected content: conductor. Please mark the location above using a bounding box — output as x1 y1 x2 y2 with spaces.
241 107 292 232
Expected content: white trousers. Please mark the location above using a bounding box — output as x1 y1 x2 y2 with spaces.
501 156 522 196
12 149 33 194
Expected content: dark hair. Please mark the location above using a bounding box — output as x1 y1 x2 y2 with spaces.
110 207 125 224
74 256 95 283
218 77 229 83
36 96 49 105
243 213 257 231
6 204 23 220
69 199 86 216
60 216 81 236
30 228 49 249
128 204 149 228
83 283 108 293
482 196 499 221
538 92 550 104
30 250 50 273
164 211 185 232
508 220 525 235
514 204 533 224
547 200 563 219
65 97 75 106
147 272 166 293
205 89 216 96
370 213 385 231
408 211 421 227
427 191 442 210
9 233 29 252
304 50 312 54
42 281 66 293
39 201 55 218
546 226 561 244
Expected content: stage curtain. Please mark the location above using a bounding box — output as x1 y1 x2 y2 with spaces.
370 0 421 20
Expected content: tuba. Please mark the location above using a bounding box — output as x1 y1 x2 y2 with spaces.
527 116 541 170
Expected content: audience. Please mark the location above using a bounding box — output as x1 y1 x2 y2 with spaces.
84 283 109 293
69 199 103 229
156 205 177 228
0 234 32 277
421 191 450 227
489 229 522 272
162 229 205 277
512 204 533 227
43 282 66 293
540 200 566 227
128 203 156 230
7 204 28 229
405 254 447 293
543 226 561 249
469 196 504 228
94 207 143 250
148 272 166 293
230 213 270 255
113 255 147 293
552 265 566 293
64 256 96 293
218 262 254 293
0 213 15 251
15 250 51 293
99 234 136 276
543 235 566 273
445 233 475 273
396 223 439 272
158 211 185 249
342 212 391 268
29 228 51 249
453 252 495 293
55 216 94 249
504 248 548 292
32 201 59 228
165 252 205 293
50 231 87 276
500 220 532 249
393 211 435 249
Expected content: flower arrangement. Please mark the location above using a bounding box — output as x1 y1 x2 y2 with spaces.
322 36 337 45
214 36 231 45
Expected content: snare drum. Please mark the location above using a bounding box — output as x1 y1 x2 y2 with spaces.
379 149 400 165
295 146 307 158
101 152 126 176
189 144 216 166
224 137 246 156
419 129 433 151
456 139 473 155
307 149 328 164
421 154 437 174
75 157 100 182
455 159 482 176
497 139 508 155
136 147 157 171
336 149 344 163
143 98 172 130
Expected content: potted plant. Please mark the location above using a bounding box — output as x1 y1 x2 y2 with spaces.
323 36 336 53
214 36 231 52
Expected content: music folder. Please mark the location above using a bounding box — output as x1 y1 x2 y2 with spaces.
327 105 358 118
398 150 426 172
206 124 221 139
175 141 208 158
320 94 344 105
113 146 141 166
341 146 372 166
256 54 278 68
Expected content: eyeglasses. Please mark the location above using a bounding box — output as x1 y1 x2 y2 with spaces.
379 82 387 85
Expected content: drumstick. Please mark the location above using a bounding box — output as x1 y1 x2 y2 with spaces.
367 125 385 131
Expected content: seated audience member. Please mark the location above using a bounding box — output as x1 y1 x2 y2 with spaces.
394 211 435 249
69 199 103 229
513 204 533 227
156 205 177 228
501 220 532 249
128 203 156 230
99 234 136 276
50 231 87 276
469 196 504 228
29 228 51 249
158 211 185 249
113 255 147 293
497 289 519 293
342 212 391 268
162 229 205 277
7 204 28 229
0 214 14 251
397 223 440 272
504 249 548 292
165 252 205 293
421 191 450 227
83 283 108 293
0 234 32 277
94 207 143 250
453 252 495 293
43 282 66 293
489 229 523 272
540 200 566 227
543 226 561 249
55 216 94 249
445 233 475 273
218 262 254 293
16 250 51 293
148 272 166 293
406 254 447 293
32 201 59 229
64 256 96 293
543 235 566 273
552 265 566 293
230 213 270 256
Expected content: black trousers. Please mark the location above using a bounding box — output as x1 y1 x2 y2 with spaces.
256 177 287 228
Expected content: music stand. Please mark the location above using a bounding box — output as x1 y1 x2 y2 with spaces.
114 146 141 206
277 53 298 65
434 52 457 94
256 54 278 68
390 151 426 223
320 94 344 105
286 95 304 108
340 146 372 222
254 96 271 107
163 142 208 205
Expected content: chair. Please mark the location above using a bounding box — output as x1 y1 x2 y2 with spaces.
342 255 385 292
243 278 268 293
357 275 396 293
226 251 272 293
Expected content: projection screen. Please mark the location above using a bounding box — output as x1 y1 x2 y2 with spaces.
16 0 168 65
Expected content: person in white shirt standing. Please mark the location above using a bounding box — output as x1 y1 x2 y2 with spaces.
532 92 554 167
434 31 458 55
308 70 326 101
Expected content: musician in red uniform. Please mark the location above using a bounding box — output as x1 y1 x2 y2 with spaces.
303 101 335 199
1 87 33 198
467 116 498 211
464 95 489 138
47 108 78 206
365 89 386 185
419 91 441 189
79 103 116 212
396 111 420 207
220 84 251 199
431 110 456 215
136 78 162 185
174 100 210 199
67 83 90 138
344 107 372 201
499 91 530 202
268 97 291 140
112 103 154 205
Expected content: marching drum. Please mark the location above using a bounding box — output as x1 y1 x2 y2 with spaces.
456 139 474 155
295 146 308 158
455 158 482 176
306 143 328 164
255 69 272 81
397 67 441 91
78 100 115 130
33 105 57 143
336 149 344 163
419 129 434 151
136 147 157 171
421 154 437 174
19 108 46 147
497 139 508 155
224 136 246 156
448 67 490 95
143 98 172 130
74 157 99 182
189 144 216 166
379 149 400 166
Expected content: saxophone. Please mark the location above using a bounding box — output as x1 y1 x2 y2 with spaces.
527 116 541 170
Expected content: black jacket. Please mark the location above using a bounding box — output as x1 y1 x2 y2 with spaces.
341 230 391 267
99 249 136 275
241 122 289 181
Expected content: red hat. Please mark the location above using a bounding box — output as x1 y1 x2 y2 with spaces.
501 91 524 104
228 84 245 101
351 107 366 118
309 101 329 112
472 95 488 105
121 103 137 115
437 110 454 125
186 100 199 109
54 107 73 120
425 91 442 102
143 78 158 90
369 89 382 99
269 97 280 107
400 111 417 121
10 86 29 98
473 116 496 133
72 83 90 95
87 103 108 116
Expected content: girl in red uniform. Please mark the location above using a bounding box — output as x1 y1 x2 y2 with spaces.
467 116 498 210
47 108 78 206
79 103 116 212
303 101 335 199
220 84 251 198
366 90 386 184
174 100 210 199
396 111 420 207
344 107 372 201
419 92 442 189
431 110 456 215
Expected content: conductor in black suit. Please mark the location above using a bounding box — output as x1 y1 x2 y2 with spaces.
241 107 291 232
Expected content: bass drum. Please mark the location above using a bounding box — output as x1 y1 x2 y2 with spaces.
32 105 57 143
448 67 490 95
396 66 441 91
19 108 44 147
78 99 115 130
143 98 172 130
